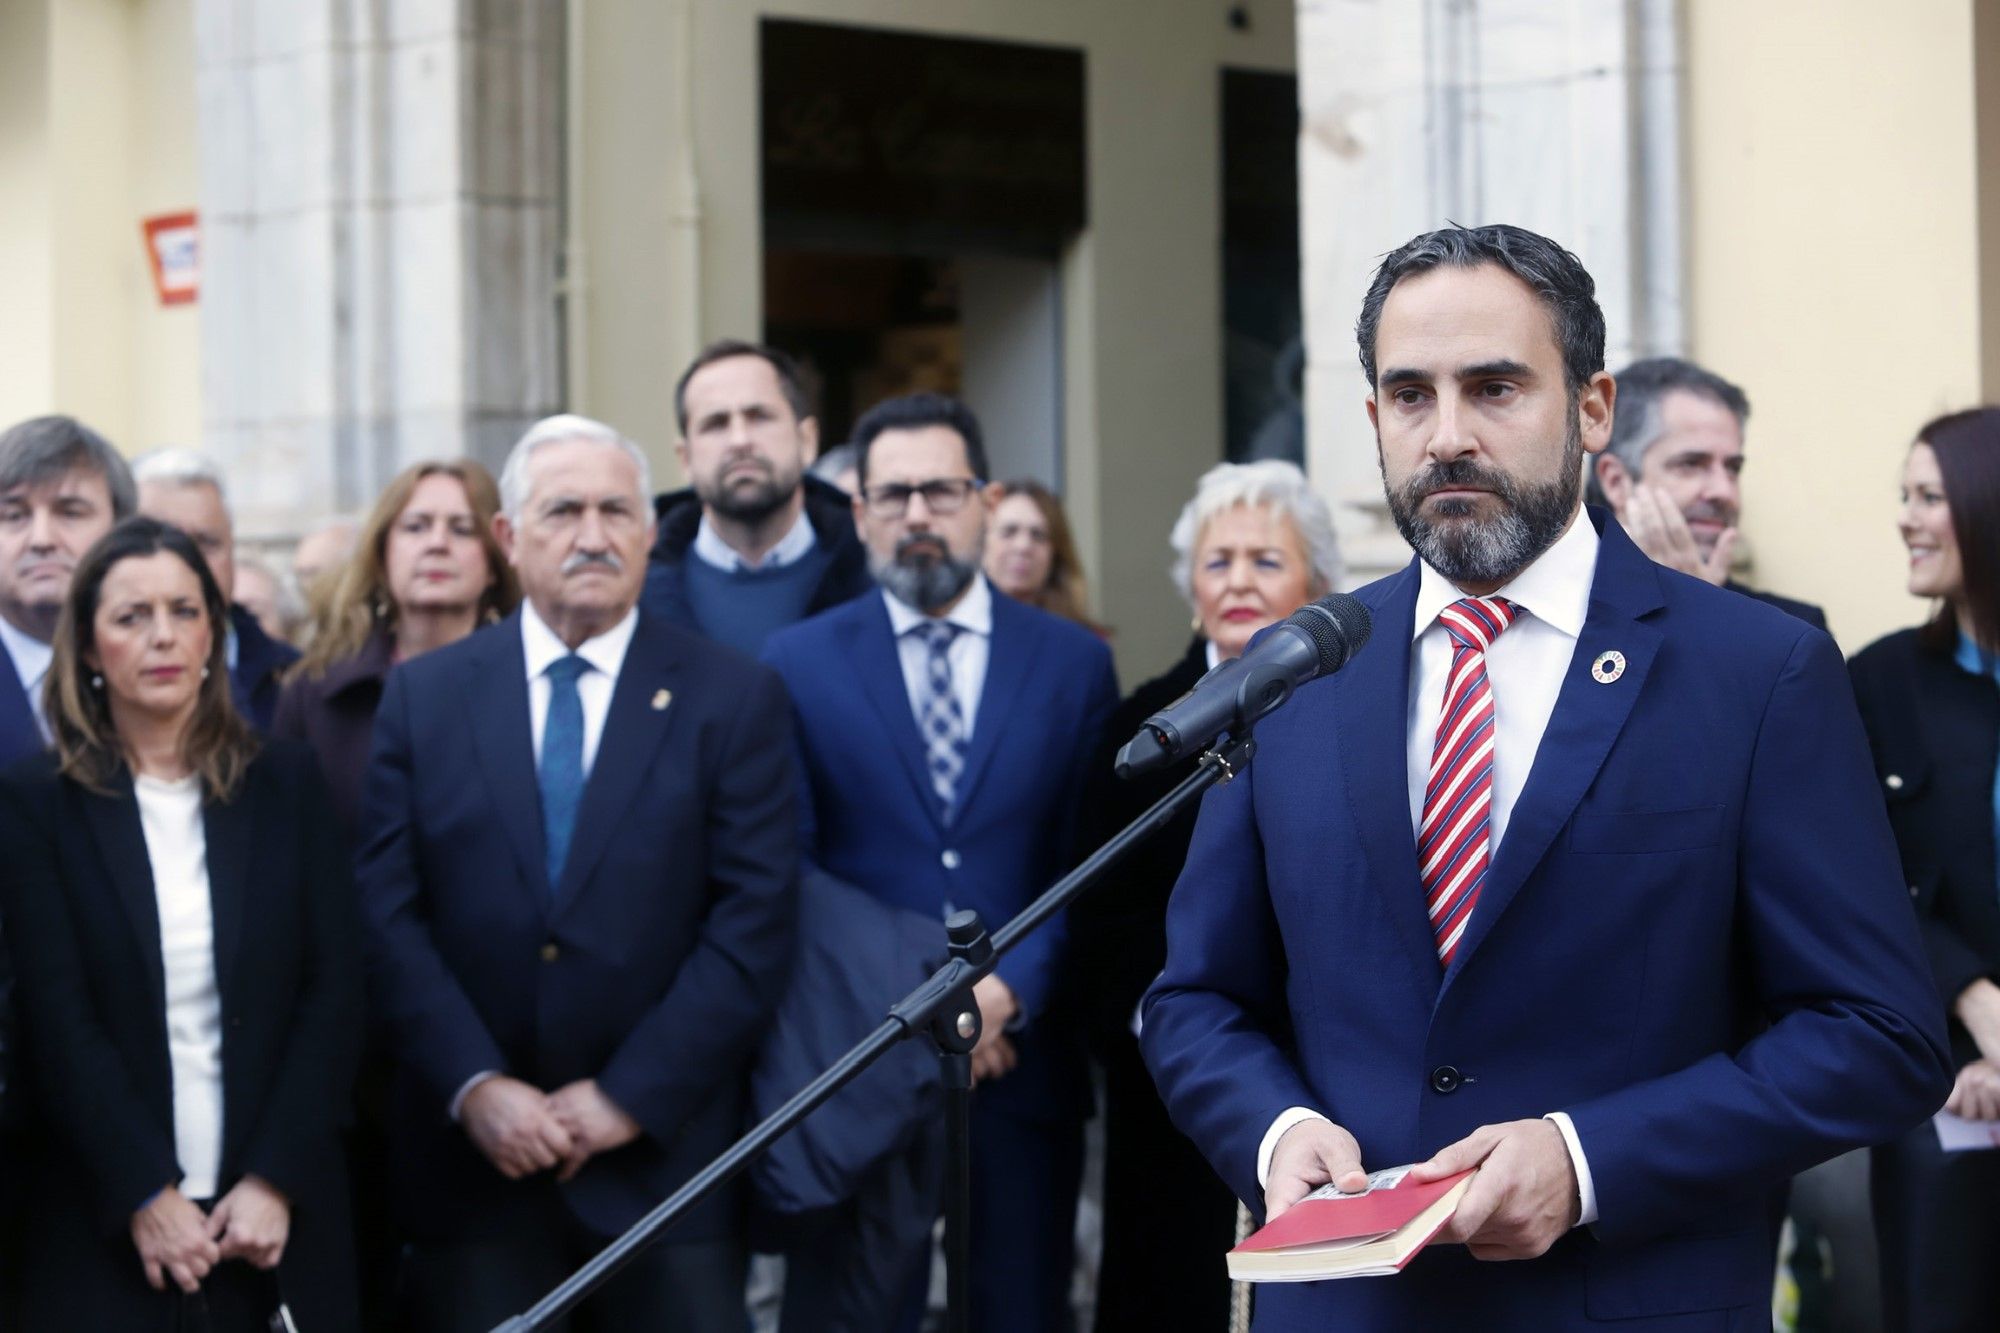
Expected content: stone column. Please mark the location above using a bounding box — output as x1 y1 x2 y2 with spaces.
1296 0 1686 583
194 0 562 540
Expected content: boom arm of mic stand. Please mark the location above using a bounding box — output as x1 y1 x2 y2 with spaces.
488 729 1259 1333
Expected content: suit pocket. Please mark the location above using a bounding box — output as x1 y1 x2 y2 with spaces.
1584 1225 1769 1319
1569 805 1725 855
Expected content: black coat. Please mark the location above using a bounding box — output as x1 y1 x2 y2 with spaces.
272 628 394 844
0 742 363 1330
1850 627 2000 1065
1727 579 1829 632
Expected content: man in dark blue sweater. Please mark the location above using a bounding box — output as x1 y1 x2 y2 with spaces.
643 340 871 656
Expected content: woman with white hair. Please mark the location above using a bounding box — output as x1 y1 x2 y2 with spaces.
1068 459 1338 1330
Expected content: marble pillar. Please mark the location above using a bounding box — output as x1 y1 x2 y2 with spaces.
194 0 562 539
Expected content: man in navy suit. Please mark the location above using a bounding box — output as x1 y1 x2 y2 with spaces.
762 393 1118 1332
0 413 133 1139
359 413 798 1331
135 448 300 730
1142 225 1952 1331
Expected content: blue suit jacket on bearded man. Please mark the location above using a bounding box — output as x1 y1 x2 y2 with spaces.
1142 510 1951 1332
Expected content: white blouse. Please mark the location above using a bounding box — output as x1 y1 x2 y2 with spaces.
133 771 224 1201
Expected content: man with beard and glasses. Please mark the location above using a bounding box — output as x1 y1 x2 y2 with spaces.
1140 223 1950 1332
358 414 796 1331
762 392 1117 1333
1587 357 1827 630
642 340 871 656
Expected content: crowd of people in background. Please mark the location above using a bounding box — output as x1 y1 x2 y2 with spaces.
0 289 1990 1332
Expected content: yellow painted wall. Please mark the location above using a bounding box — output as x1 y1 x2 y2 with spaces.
576 0 1297 684
1686 0 1983 651
0 0 200 453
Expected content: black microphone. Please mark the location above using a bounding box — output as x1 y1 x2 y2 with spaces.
1115 593 1372 779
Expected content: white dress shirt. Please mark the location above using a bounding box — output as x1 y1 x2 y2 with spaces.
135 772 224 1200
521 600 638 776
884 574 994 739
1257 513 1602 1227
450 601 640 1122
691 508 817 572
0 614 52 742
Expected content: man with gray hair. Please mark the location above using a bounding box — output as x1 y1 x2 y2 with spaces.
358 412 796 1330
134 447 300 729
1587 357 1826 629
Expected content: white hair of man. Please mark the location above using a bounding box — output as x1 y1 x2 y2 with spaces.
132 446 231 517
1168 459 1343 607
498 413 653 518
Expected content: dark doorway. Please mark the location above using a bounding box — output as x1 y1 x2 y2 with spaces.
1222 68 1303 465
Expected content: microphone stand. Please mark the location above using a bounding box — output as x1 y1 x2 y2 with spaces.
492 724 1261 1333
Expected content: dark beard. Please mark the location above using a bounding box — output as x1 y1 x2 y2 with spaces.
698 461 799 526
1384 413 1583 587
871 534 979 612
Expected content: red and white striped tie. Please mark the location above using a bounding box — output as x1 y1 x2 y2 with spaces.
1420 596 1518 967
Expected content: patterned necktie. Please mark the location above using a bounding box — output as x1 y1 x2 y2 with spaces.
539 654 590 894
1419 597 1518 967
911 620 967 822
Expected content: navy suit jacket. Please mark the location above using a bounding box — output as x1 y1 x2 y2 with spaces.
762 588 1118 1121
357 609 798 1242
1143 514 1951 1331
0 639 41 772
227 603 299 733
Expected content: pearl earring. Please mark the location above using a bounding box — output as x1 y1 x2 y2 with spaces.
201 666 211 680
1191 613 1202 632
90 673 103 689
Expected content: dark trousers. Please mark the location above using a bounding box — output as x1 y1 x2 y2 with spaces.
1872 1117 2000 1332
1092 1032 1238 1333
401 1201 745 1333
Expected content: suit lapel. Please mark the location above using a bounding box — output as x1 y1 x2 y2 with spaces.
1441 518 1667 990
554 615 683 909
839 598 944 829
1335 562 1440 1002
465 618 553 903
203 775 256 1004
0 640 42 767
81 773 167 1011
953 595 1036 816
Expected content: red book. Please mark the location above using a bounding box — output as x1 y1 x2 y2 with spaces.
1227 1166 1475 1282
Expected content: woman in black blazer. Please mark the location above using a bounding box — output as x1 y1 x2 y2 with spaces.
1068 461 1339 1332
1851 408 2000 1333
0 518 362 1331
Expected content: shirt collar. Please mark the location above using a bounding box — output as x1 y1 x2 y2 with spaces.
1954 632 1999 679
0 613 52 689
521 599 640 683
691 507 816 572
884 572 994 640
1412 507 1599 643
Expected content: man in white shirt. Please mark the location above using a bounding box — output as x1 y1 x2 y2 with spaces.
359 414 798 1331
1140 224 1950 1331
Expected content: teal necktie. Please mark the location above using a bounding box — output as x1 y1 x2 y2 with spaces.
539 654 589 894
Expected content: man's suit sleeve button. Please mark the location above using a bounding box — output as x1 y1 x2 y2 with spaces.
1429 1065 1462 1094
540 942 560 963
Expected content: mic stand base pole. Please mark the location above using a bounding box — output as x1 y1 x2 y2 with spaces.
930 913 992 1333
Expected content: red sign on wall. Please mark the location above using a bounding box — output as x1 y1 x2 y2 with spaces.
142 211 199 305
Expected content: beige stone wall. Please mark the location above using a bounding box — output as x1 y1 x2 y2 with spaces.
0 0 201 453
1686 0 1983 651
575 0 1298 685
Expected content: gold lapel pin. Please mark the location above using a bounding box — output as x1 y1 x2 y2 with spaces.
652 688 672 712
1590 650 1626 684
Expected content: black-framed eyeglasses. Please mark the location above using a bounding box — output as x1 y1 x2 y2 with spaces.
861 478 985 518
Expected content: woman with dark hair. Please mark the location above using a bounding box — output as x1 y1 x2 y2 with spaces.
982 478 1103 631
1851 407 2000 1332
0 516 362 1330
274 458 515 841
